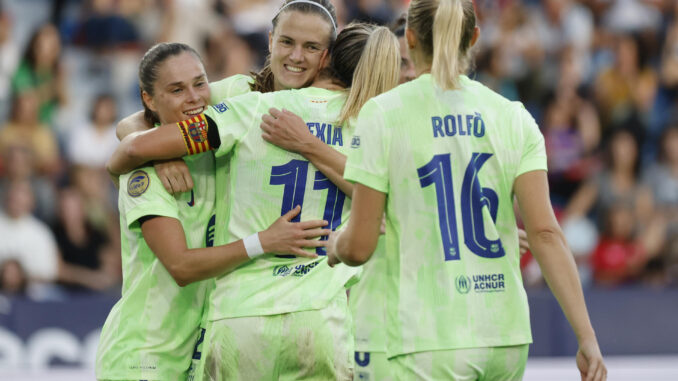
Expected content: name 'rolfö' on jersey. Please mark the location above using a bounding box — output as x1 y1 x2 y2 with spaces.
432 113 486 138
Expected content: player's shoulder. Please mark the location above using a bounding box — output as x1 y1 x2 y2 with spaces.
120 167 163 200
209 74 254 102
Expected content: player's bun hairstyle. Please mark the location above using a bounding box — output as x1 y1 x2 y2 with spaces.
250 0 338 93
408 0 476 90
138 42 203 125
332 23 399 125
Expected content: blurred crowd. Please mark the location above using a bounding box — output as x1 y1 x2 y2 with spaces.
0 0 677 300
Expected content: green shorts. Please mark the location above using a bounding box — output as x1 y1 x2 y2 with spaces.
354 351 393 381
390 345 529 381
201 291 354 381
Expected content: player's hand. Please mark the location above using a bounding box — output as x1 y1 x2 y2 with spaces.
261 108 315 153
327 229 343 267
576 338 606 381
518 228 529 255
154 159 194 194
260 205 329 258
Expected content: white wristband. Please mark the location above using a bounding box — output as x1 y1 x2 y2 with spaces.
243 233 265 259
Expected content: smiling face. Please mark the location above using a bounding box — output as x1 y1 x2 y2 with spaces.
142 51 210 124
269 11 332 91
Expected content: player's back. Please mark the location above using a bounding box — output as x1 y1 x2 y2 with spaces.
348 73 546 357
205 86 360 321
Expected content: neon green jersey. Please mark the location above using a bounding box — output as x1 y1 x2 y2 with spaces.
349 235 387 352
202 86 360 320
344 74 545 357
96 153 216 381
209 74 253 105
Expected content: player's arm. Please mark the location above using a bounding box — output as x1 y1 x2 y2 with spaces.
117 111 194 194
261 108 354 196
116 110 149 140
327 183 385 267
107 114 217 175
143 206 329 286
514 170 606 381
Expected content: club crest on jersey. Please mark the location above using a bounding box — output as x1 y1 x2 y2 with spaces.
127 170 150 197
351 135 360 148
212 102 229 113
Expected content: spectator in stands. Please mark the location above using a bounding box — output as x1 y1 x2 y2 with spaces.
591 203 652 286
563 128 653 231
0 145 57 224
0 259 28 296
69 166 119 246
0 90 60 176
52 187 120 291
74 0 140 51
66 94 119 169
0 5 19 123
0 180 59 288
11 23 67 125
594 33 657 139
203 26 257 80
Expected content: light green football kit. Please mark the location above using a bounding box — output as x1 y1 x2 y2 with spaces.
349 236 393 381
96 150 216 381
344 74 546 379
198 86 361 380
184 73 254 381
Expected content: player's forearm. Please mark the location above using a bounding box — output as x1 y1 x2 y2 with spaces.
171 242 250 286
108 132 151 175
117 110 150 140
302 141 354 197
529 229 597 342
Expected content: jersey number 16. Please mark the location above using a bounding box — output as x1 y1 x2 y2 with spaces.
418 152 505 261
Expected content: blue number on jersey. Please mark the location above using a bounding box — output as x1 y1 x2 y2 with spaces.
418 153 504 261
313 172 346 255
270 159 347 256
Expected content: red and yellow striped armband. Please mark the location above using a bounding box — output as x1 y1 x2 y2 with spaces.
177 113 215 155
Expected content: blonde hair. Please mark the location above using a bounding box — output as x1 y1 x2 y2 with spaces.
337 25 400 125
408 0 476 90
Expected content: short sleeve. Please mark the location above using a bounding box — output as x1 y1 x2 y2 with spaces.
209 74 253 104
204 92 261 158
515 105 547 177
119 167 179 228
343 99 390 193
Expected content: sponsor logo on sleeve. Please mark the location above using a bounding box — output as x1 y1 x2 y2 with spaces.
351 135 360 148
212 102 229 113
127 170 150 197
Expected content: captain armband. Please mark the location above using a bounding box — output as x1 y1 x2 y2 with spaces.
177 113 218 155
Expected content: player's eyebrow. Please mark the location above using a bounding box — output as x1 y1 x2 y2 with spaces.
167 74 205 87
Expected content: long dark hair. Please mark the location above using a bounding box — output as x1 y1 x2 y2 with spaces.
138 42 202 125
250 0 338 93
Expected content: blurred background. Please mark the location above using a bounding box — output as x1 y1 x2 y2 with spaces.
0 0 676 379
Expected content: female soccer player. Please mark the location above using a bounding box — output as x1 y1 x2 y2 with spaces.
116 0 340 195
328 1 608 380
107 22 400 381
96 42 329 381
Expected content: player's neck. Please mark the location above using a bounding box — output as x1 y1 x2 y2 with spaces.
311 77 344 91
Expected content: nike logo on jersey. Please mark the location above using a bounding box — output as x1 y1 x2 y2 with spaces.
187 189 195 207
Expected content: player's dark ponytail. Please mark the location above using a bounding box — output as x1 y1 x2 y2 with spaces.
138 42 202 125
